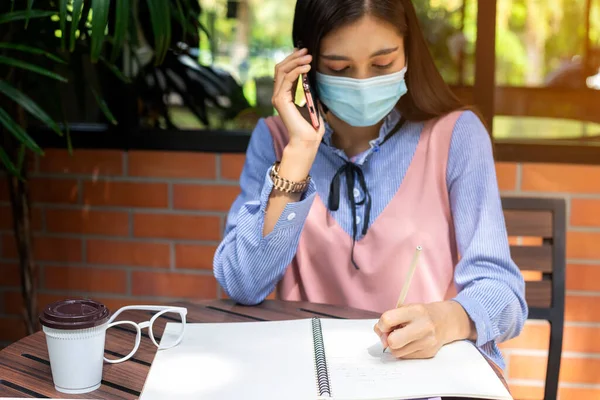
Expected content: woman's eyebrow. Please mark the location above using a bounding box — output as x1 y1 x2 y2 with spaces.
320 46 399 61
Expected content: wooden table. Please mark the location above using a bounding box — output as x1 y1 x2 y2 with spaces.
0 299 509 399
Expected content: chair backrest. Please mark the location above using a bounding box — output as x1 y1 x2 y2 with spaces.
501 196 566 400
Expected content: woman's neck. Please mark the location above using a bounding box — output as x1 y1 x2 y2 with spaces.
327 113 384 159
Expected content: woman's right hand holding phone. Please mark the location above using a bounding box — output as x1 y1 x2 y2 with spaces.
271 48 325 182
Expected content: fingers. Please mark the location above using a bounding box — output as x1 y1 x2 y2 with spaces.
273 48 312 102
274 64 311 100
387 318 430 350
390 335 438 359
377 304 426 334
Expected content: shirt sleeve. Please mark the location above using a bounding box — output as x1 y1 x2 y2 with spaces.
213 118 317 305
446 111 528 358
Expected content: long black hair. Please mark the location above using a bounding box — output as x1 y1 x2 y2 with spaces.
292 0 466 122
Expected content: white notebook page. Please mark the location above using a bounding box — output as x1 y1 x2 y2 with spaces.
319 319 513 400
140 319 318 400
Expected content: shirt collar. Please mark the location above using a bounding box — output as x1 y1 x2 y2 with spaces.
321 108 402 163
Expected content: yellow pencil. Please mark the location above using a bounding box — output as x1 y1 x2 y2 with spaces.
383 245 422 353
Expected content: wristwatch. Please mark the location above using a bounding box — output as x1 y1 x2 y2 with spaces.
269 161 311 193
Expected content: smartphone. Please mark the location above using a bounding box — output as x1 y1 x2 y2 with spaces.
301 73 320 130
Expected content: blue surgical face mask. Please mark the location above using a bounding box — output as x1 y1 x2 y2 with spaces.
316 66 408 127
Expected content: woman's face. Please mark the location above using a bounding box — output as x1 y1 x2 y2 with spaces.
317 15 406 80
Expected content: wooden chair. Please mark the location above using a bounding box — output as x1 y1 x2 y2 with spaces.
502 196 566 400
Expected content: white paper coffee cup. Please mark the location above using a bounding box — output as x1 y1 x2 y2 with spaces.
39 299 111 394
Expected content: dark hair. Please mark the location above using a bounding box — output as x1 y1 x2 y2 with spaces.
292 0 468 122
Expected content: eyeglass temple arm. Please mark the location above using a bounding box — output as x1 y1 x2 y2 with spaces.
108 305 188 324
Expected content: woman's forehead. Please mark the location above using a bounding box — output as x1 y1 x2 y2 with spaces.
319 16 404 60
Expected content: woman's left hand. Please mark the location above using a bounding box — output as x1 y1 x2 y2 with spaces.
374 301 476 359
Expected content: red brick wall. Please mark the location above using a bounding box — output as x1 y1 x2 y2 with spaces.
1 150 600 399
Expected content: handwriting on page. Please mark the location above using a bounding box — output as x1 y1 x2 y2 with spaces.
329 356 406 384
328 342 408 384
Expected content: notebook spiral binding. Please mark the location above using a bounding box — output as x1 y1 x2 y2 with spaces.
312 318 332 397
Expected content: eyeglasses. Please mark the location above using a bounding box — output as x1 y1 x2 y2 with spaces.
103 305 188 364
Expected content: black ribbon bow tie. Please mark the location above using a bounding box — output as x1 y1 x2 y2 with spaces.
324 116 406 271
328 162 372 270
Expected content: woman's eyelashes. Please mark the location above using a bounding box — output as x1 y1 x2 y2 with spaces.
326 61 395 74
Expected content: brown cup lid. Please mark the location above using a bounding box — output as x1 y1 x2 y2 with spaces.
39 299 110 330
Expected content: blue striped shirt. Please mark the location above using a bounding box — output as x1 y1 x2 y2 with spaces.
213 109 527 369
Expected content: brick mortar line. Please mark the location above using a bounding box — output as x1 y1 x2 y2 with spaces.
40 204 47 233
169 242 175 271
568 226 600 233
515 164 522 191
215 154 221 181
31 172 240 185
25 289 216 304
565 321 600 327
0 258 214 274
77 178 83 204
1 286 217 300
505 190 600 199
128 211 134 237
0 314 21 319
504 348 600 359
168 183 173 210
0 232 222 246
508 378 600 390
566 290 600 296
567 259 600 265
126 269 132 296
122 152 128 176
37 202 229 217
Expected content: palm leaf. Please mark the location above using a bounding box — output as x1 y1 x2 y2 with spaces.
99 56 131 83
91 87 117 125
90 0 111 63
0 43 66 64
173 0 188 41
25 0 34 28
0 10 54 25
0 80 63 137
170 0 198 41
69 0 84 52
110 0 130 62
0 108 43 154
146 0 171 65
0 55 67 82
0 146 20 178
59 0 67 50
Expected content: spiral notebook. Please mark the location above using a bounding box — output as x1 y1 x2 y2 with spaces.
140 318 513 400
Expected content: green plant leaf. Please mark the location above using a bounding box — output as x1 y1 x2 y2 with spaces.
0 146 20 178
25 0 34 28
0 10 54 25
91 87 117 125
90 0 111 63
69 0 84 52
0 43 66 64
99 56 131 83
146 0 171 65
110 0 130 62
174 0 187 41
0 108 43 155
0 55 68 82
59 0 67 49
170 0 198 42
0 80 63 137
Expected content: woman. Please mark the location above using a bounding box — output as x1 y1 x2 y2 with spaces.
213 0 527 372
